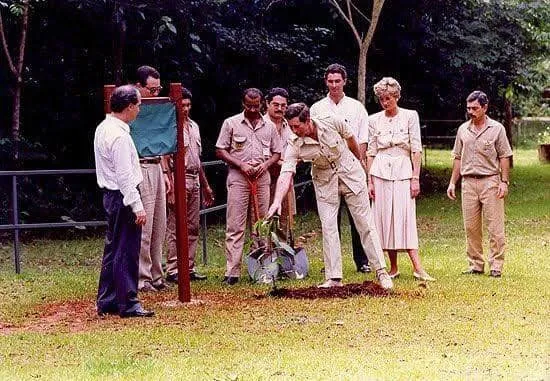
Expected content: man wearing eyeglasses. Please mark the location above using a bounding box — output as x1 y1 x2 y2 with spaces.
133 65 171 292
264 87 296 240
215 88 282 285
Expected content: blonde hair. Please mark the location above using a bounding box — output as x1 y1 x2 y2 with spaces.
373 77 401 99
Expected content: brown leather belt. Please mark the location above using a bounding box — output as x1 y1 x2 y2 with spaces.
186 168 199 175
463 174 494 179
139 157 161 164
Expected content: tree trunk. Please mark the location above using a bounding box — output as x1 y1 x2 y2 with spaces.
355 0 385 105
357 45 367 105
12 79 22 166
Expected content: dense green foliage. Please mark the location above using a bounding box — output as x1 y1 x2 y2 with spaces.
0 0 547 224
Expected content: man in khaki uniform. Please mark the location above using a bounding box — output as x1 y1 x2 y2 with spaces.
447 91 513 277
164 89 214 283
216 88 282 285
264 87 296 239
133 65 171 292
267 103 393 289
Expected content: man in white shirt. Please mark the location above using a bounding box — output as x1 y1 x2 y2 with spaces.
310 63 371 273
94 85 153 318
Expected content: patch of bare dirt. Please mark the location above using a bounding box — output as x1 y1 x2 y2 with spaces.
268 280 390 299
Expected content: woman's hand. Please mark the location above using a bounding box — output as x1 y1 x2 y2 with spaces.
410 178 420 198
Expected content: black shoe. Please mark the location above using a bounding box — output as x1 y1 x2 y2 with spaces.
357 264 372 273
166 273 178 284
97 308 118 317
222 276 239 286
138 283 158 292
153 281 167 291
489 270 502 278
190 272 207 281
120 307 155 318
461 268 484 275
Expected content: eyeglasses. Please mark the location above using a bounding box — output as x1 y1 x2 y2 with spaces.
146 86 163 94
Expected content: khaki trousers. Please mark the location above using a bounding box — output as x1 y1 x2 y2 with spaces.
225 170 270 277
138 163 166 288
316 180 386 280
461 175 506 272
165 175 200 276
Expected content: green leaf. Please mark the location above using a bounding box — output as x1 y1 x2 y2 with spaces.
191 43 202 53
167 23 177 34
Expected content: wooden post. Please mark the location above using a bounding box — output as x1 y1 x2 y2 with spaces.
169 83 191 303
103 85 115 114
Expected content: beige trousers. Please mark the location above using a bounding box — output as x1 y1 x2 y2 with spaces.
138 163 166 288
165 175 200 276
225 170 270 277
316 180 386 280
461 175 506 272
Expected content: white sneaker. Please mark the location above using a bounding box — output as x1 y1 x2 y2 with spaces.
377 270 394 290
317 279 343 288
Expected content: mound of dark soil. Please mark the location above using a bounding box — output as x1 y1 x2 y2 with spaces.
269 280 390 299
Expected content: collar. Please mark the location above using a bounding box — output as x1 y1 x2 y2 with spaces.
240 112 265 130
466 116 497 133
107 114 130 133
326 93 347 106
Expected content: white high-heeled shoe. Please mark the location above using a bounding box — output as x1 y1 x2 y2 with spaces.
413 271 436 282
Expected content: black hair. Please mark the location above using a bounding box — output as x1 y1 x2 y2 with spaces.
284 102 309 122
136 65 160 86
466 90 489 106
324 63 347 80
265 87 289 103
242 87 263 101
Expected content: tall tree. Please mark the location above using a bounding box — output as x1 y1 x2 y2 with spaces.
326 0 385 104
0 0 30 163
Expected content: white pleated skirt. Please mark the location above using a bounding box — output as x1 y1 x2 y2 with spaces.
371 176 419 250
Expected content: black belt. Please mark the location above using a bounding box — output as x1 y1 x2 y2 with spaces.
463 174 494 179
139 158 161 164
186 169 199 175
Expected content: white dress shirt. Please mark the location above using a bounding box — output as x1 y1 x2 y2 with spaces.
94 114 144 212
310 94 369 144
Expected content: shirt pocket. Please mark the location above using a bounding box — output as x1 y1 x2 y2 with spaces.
232 135 247 151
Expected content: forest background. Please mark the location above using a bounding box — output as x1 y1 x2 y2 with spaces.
0 0 548 227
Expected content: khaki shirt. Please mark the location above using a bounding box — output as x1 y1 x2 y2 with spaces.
367 108 422 180
281 114 365 204
310 94 369 144
452 116 513 176
263 115 292 160
183 119 202 173
216 112 282 168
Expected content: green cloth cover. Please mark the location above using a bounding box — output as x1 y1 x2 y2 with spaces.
129 102 177 157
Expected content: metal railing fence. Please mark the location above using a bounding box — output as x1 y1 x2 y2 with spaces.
0 162 312 273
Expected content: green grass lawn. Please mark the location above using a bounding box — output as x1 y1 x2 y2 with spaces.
0 149 548 380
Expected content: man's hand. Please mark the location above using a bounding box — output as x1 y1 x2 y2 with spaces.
410 178 420 199
447 183 456 200
240 163 256 178
254 162 269 178
135 210 147 226
497 182 508 199
202 186 215 207
164 173 172 193
267 201 282 219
